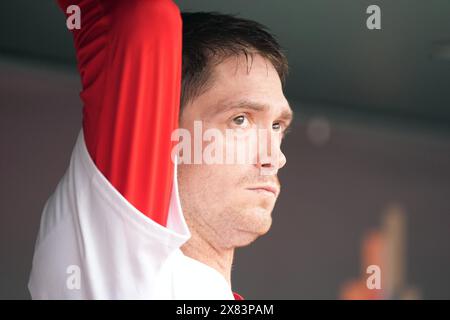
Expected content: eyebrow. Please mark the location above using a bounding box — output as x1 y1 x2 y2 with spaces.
210 99 294 126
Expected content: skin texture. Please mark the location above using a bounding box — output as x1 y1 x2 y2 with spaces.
178 54 293 286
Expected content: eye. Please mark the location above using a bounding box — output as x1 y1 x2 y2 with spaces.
274 121 291 138
272 122 282 131
232 115 249 128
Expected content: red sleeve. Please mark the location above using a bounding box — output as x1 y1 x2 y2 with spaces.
57 0 182 227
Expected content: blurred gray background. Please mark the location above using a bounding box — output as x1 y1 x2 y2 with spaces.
1 0 449 299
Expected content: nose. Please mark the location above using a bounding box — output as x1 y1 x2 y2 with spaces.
255 128 287 175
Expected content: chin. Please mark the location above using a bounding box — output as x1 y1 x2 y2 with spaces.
234 209 273 247
257 216 273 236
252 206 273 231
234 226 271 248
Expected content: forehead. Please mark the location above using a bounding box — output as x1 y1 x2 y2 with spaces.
184 54 290 119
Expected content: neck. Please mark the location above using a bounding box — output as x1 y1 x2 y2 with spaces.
180 227 235 286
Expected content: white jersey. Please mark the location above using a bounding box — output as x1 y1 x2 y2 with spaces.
28 130 235 300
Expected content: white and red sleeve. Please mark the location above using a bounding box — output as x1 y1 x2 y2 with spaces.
57 0 182 227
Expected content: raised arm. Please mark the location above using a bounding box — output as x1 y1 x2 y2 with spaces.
57 0 182 226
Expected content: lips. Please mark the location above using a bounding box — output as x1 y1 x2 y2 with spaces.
246 185 279 197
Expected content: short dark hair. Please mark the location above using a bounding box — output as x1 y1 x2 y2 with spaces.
181 12 288 108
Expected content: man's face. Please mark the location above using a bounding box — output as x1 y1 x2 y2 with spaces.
178 54 293 249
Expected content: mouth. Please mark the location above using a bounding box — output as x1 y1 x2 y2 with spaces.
246 185 279 197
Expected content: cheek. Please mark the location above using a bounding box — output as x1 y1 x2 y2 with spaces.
223 130 259 165
201 165 260 209
178 163 229 194
179 162 248 198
